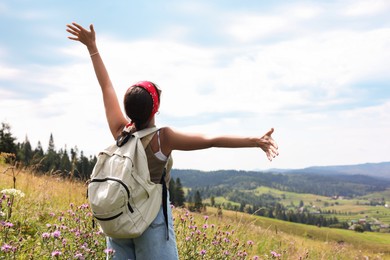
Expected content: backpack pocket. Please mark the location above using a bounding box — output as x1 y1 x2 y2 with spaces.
88 178 134 221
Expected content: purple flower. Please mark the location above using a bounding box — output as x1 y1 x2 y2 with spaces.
247 240 254 246
4 222 14 228
202 224 209 229
199 249 206 255
51 230 61 238
104 248 114 255
1 244 12 253
42 232 50 239
253 256 259 260
51 250 62 257
74 253 85 260
271 251 281 257
204 215 209 220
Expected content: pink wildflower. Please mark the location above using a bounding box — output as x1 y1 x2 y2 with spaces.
51 250 62 257
51 230 61 238
104 248 115 255
42 232 50 239
271 251 281 257
1 244 12 253
4 222 14 228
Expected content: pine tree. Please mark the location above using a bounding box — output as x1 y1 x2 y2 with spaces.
0 122 17 155
18 135 33 166
59 146 72 174
169 178 176 205
194 190 203 212
44 133 60 172
175 178 186 207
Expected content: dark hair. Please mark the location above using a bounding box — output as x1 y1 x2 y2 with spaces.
124 84 160 130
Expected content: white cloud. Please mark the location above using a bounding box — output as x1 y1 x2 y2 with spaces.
226 14 288 42
0 64 20 81
2 0 390 170
344 0 390 16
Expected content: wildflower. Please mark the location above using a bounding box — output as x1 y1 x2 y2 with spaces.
199 249 206 256
79 203 89 209
42 232 50 239
51 250 62 257
247 240 254 246
204 215 209 221
224 250 230 255
74 253 85 260
51 230 61 238
202 224 209 229
0 188 25 198
104 248 115 255
1 243 12 253
4 222 14 228
253 256 259 260
271 251 281 258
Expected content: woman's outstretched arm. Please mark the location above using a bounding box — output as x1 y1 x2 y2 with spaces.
66 22 127 139
163 127 279 161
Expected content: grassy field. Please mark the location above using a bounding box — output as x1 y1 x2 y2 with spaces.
253 186 390 225
1 164 390 259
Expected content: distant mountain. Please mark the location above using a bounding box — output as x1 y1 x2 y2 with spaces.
279 161 390 180
171 165 390 197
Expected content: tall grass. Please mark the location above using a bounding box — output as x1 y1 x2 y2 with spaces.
1 164 389 259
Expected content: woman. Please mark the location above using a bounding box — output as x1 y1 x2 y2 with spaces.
66 22 279 260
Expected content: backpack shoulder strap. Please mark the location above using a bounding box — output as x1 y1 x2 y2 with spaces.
133 127 158 148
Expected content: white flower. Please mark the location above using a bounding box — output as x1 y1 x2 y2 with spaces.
1 188 25 198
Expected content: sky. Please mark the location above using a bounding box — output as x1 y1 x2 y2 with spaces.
1 0 390 171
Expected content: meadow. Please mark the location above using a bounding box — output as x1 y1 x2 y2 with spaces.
1 163 390 259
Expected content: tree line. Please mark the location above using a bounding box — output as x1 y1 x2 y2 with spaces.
0 122 187 207
0 122 96 180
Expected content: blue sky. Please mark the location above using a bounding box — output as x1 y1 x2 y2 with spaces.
1 0 390 171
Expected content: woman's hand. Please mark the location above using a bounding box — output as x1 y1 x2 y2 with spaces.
66 22 97 52
257 128 279 161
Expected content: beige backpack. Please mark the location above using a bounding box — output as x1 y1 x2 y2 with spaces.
88 126 167 239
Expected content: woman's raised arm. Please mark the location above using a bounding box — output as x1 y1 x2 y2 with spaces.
66 22 127 139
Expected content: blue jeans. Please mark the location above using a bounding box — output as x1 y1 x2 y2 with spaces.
106 203 179 260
